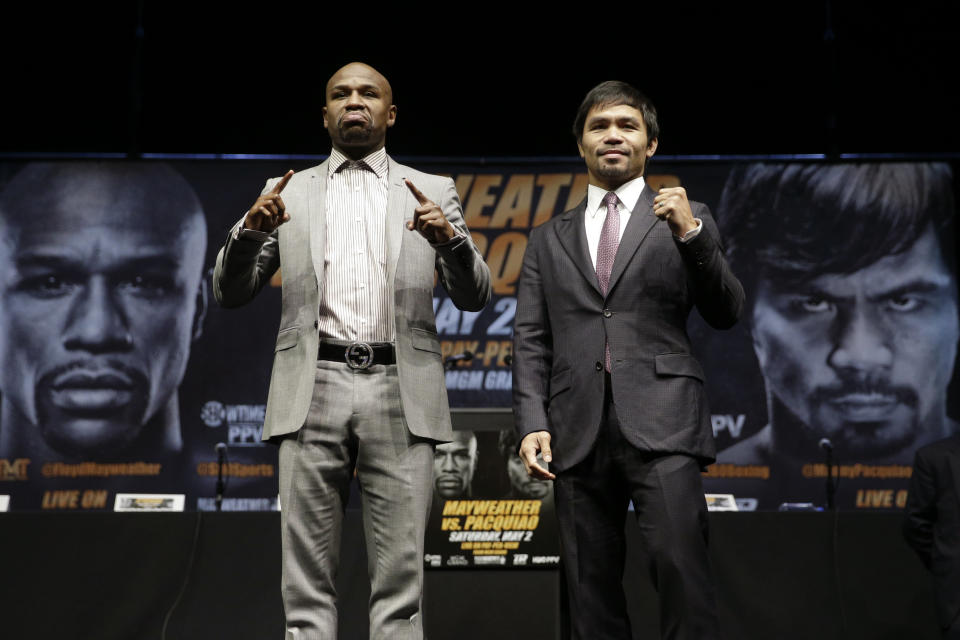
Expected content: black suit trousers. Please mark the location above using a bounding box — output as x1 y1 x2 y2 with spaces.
554 378 720 640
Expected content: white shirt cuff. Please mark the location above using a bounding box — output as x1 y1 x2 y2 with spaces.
675 218 703 243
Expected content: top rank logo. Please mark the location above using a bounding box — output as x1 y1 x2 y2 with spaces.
200 401 267 446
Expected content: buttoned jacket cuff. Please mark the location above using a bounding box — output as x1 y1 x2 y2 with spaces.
429 230 466 249
230 216 271 243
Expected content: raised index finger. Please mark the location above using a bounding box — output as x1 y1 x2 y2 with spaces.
271 169 295 195
404 179 430 205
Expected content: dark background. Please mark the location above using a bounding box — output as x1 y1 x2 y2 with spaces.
4 1 958 157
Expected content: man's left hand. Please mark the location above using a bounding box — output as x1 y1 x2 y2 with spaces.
653 187 698 238
405 179 455 244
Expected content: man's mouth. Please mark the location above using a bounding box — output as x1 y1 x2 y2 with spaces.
519 481 551 496
824 392 902 421
600 149 627 157
340 112 369 127
436 477 462 489
47 370 137 412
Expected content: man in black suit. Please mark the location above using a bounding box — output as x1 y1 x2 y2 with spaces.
905 437 960 638
512 81 744 639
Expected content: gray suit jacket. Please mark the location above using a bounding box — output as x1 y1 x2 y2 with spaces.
213 156 491 442
512 184 744 471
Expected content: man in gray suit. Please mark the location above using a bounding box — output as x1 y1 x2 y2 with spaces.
512 81 744 639
214 62 490 640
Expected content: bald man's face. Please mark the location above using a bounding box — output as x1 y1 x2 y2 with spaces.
0 170 206 457
323 64 396 159
434 432 478 499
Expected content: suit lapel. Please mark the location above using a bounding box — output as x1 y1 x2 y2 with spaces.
555 199 602 297
606 183 658 296
307 161 328 291
385 157 408 290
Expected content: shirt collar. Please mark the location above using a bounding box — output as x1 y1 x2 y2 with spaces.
585 175 647 218
328 147 389 179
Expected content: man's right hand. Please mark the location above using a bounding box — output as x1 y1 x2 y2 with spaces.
243 169 294 233
518 431 556 480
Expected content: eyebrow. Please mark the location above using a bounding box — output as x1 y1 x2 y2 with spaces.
15 252 182 272
330 83 381 94
867 279 953 301
587 114 640 125
795 277 952 302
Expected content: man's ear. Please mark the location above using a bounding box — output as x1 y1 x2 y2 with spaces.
646 137 658 158
193 271 210 342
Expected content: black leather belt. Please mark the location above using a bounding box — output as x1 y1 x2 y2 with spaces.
318 340 396 370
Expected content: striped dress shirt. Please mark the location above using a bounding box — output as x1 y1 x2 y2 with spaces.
317 147 394 343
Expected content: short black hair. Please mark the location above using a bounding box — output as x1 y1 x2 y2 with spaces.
717 162 957 311
572 81 659 142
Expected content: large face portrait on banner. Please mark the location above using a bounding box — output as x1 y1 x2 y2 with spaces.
433 430 479 500
715 163 959 468
0 161 208 461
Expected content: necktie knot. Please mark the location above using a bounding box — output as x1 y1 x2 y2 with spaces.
335 159 372 174
602 191 618 208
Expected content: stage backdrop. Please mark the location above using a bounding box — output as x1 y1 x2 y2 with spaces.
0 158 955 524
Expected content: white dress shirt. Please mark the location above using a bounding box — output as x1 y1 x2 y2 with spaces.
584 176 702 269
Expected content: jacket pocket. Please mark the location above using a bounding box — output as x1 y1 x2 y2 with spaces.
411 327 441 354
654 353 704 381
275 326 301 352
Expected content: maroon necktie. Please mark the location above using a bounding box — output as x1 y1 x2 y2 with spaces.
597 191 620 371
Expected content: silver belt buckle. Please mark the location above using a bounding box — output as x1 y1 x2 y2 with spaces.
344 342 374 370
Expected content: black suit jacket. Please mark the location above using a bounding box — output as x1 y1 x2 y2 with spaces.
905 436 960 628
512 184 744 472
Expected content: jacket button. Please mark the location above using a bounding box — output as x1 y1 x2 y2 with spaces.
314 320 319 329
595 361 603 371
603 309 612 318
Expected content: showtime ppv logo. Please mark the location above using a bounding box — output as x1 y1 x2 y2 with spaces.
200 401 267 446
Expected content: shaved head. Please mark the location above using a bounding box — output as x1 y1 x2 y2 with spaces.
326 62 392 105
0 161 206 248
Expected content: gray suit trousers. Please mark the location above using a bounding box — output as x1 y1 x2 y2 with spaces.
278 359 433 640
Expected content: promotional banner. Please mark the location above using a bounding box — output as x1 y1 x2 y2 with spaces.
424 427 559 569
0 158 955 517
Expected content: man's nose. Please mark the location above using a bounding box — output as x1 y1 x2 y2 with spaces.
62 278 134 353
602 127 624 143
345 90 365 108
440 453 456 472
827 307 893 373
